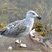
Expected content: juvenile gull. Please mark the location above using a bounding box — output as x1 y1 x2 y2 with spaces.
0 10 41 38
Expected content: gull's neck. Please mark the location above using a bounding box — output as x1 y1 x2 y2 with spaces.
25 17 34 22
24 16 34 30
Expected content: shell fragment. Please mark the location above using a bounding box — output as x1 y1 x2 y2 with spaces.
8 46 12 50
20 43 27 48
15 39 21 44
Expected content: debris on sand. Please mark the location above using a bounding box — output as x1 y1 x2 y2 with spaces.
15 39 21 44
29 29 52 48
45 40 52 49
32 20 48 37
0 35 2 37
8 46 13 50
29 29 44 43
20 43 27 48
15 39 27 48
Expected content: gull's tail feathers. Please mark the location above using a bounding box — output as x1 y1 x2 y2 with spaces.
0 29 6 35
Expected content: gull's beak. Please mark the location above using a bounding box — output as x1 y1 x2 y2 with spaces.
36 16 41 20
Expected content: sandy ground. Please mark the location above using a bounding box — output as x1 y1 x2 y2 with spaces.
0 34 52 52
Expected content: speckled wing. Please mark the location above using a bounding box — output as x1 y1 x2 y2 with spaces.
0 20 23 35
7 20 23 28
8 20 30 37
0 19 30 37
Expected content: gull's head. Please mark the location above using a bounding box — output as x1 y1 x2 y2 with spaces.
26 10 41 20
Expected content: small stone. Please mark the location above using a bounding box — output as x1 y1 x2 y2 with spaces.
8 46 12 50
15 39 21 44
0 35 2 37
20 43 27 48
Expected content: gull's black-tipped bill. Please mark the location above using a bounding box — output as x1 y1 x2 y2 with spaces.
37 16 41 20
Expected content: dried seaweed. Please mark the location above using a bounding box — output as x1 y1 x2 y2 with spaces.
32 20 47 37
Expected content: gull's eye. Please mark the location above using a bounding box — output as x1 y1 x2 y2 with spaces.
32 13 35 15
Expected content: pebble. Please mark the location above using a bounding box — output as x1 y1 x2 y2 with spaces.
0 35 2 38
20 43 27 48
15 39 21 44
8 46 12 50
